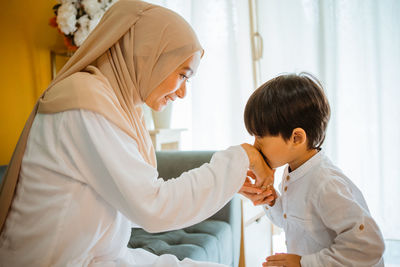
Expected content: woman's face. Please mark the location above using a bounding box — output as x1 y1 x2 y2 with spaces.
145 51 202 111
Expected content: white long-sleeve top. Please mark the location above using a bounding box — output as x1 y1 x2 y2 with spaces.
264 151 385 267
0 110 249 267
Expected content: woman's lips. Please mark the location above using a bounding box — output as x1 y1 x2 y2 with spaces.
164 95 176 104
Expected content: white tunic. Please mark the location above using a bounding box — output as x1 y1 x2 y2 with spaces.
264 151 385 266
0 110 249 267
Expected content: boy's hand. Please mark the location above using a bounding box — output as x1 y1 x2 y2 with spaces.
239 172 277 206
262 253 301 267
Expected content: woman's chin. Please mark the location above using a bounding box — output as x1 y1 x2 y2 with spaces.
151 103 164 112
157 105 166 112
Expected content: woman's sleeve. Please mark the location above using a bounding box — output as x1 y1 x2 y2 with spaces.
300 178 385 266
58 110 249 233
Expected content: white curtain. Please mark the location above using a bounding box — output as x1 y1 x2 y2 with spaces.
255 0 400 240
146 0 255 150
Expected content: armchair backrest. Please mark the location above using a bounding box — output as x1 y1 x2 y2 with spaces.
155 151 215 180
0 165 7 184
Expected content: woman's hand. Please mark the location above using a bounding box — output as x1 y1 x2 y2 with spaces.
262 253 301 267
241 143 274 188
239 173 277 206
240 143 276 206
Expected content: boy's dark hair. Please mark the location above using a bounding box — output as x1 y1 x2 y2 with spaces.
244 72 331 149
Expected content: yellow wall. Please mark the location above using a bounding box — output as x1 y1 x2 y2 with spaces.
0 0 65 165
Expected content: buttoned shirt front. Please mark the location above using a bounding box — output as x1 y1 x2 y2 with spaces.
264 151 385 266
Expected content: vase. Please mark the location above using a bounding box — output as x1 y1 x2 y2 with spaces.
151 103 173 129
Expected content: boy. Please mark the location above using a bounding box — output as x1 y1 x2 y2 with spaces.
243 73 385 266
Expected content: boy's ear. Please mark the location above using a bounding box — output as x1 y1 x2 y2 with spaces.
291 128 307 146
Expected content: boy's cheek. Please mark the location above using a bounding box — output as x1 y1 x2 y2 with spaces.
258 147 269 161
265 158 273 169
261 151 273 168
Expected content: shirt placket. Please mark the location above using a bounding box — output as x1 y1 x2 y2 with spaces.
282 172 290 229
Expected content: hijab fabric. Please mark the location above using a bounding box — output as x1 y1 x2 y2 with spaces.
0 0 203 232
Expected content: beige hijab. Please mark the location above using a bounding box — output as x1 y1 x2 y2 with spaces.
0 0 203 232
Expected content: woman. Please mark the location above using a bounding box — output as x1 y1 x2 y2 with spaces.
0 1 273 266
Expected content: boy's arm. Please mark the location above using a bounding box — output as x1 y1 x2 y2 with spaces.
263 188 284 228
301 179 385 267
239 181 284 227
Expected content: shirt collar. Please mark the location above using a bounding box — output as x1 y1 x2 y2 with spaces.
283 149 324 183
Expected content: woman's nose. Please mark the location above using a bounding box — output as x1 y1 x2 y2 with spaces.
176 84 187 98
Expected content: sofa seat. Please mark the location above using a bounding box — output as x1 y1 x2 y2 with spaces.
129 220 233 266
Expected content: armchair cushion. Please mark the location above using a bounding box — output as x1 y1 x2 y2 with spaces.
130 220 232 264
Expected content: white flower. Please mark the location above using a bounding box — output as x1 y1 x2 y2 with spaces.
56 2 77 35
108 0 119 8
54 0 119 47
101 0 118 10
74 15 90 46
82 0 102 17
100 0 111 9
89 12 102 32
59 0 77 4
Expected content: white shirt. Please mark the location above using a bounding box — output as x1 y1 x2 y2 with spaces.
264 151 385 267
0 110 249 267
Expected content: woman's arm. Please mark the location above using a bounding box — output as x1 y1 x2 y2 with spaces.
58 110 271 232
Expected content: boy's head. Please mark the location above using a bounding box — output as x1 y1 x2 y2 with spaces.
244 72 330 169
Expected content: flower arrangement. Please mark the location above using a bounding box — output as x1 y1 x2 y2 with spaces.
49 0 118 51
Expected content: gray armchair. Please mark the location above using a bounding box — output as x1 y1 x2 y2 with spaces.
0 151 242 267
128 151 241 267
0 166 5 184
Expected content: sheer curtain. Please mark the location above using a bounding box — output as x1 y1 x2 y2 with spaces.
146 0 254 150
145 0 400 254
255 0 400 240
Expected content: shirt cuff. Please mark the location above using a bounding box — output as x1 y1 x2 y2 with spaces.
300 253 319 267
262 194 280 210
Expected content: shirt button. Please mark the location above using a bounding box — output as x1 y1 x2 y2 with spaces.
286 175 290 181
359 224 364 230
283 213 287 219
284 186 288 192
265 207 269 210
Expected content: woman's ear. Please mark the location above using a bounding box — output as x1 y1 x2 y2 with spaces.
291 128 307 146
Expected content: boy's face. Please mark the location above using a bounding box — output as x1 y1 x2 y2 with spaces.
254 135 293 169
